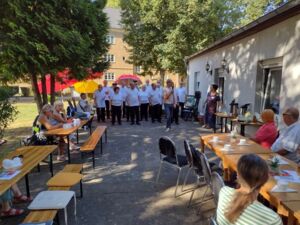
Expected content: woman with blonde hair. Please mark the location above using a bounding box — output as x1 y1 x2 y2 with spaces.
217 154 282 225
251 109 278 149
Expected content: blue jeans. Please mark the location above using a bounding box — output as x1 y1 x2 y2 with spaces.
164 104 174 128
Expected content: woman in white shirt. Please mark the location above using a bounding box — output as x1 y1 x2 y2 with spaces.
110 86 123 125
217 154 282 225
139 85 150 121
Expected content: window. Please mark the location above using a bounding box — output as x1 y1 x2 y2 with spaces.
106 35 115 44
104 54 115 62
134 66 142 74
104 72 115 81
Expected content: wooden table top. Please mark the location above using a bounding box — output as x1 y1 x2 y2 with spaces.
231 118 263 126
282 201 300 220
44 119 89 136
215 112 236 119
0 145 57 195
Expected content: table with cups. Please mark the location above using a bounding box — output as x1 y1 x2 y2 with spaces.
200 133 300 224
0 145 57 197
45 118 92 163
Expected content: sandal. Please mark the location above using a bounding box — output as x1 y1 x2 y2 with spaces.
1 208 24 217
13 194 33 203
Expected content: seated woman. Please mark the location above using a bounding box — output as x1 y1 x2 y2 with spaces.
76 93 92 114
251 109 278 149
217 154 282 225
1 184 31 217
38 104 65 161
52 101 80 151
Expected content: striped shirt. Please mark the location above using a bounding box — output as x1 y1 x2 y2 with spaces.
217 187 282 225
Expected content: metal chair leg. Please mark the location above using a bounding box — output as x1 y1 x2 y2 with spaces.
188 188 196 207
156 161 163 183
174 168 182 197
182 167 192 191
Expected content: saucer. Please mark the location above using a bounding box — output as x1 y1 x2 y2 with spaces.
209 140 222 144
221 148 234 152
237 143 250 146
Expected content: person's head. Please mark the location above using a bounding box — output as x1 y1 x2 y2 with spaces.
121 80 126 87
53 101 64 112
225 154 269 223
103 80 108 86
146 79 150 85
98 84 102 91
80 93 87 100
151 83 157 90
41 104 53 116
112 82 117 88
282 107 299 126
210 84 218 92
114 86 120 94
157 80 161 87
141 85 146 91
180 82 184 88
261 109 275 123
129 82 135 89
166 79 173 88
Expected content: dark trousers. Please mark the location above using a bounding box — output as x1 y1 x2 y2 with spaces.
173 104 179 124
140 103 149 121
96 107 105 122
111 105 121 125
122 102 126 118
151 104 161 122
105 100 110 119
130 106 139 124
126 105 130 121
179 102 185 118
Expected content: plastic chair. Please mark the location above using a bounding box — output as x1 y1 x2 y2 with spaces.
211 171 225 205
156 137 188 197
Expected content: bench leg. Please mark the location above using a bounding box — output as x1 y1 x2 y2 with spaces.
37 163 41 172
67 135 71 163
105 129 107 143
49 153 54 177
92 150 95 169
100 137 103 155
25 174 30 197
80 180 83 198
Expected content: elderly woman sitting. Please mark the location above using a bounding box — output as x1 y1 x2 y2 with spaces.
251 109 278 149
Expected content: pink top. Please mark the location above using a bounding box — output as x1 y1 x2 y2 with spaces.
254 122 278 149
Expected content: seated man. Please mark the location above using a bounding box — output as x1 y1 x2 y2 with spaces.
76 93 92 118
271 107 300 163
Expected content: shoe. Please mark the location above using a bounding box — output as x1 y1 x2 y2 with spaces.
158 120 162 123
152 120 155 123
165 128 170 132
112 123 115 126
130 123 134 125
136 122 141 125
175 122 179 125
118 123 122 125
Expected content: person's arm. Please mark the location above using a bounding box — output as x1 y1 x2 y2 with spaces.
39 116 62 130
52 112 67 123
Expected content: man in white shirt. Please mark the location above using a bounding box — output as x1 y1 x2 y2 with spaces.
126 82 140 125
93 85 106 122
149 83 162 123
145 79 152 93
156 80 163 120
120 81 128 119
176 82 187 118
101 80 111 120
164 79 177 131
271 107 300 163
77 93 92 114
139 85 150 121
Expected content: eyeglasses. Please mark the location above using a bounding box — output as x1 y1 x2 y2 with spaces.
282 113 291 116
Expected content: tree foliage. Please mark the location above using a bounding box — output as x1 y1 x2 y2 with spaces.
106 0 120 7
0 0 109 110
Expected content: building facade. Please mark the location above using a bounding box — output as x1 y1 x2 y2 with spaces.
187 1 300 115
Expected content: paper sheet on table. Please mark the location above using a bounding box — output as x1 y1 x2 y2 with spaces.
271 185 297 193
277 157 289 165
274 170 300 183
0 170 21 180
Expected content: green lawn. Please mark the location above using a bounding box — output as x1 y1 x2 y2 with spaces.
0 102 38 159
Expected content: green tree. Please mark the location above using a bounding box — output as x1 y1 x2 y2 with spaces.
107 0 120 7
0 0 109 111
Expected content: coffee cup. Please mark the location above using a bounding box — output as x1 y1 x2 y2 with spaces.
230 131 236 137
224 144 231 151
277 180 289 191
212 136 219 142
239 139 246 145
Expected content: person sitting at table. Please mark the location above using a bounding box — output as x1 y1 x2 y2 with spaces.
52 101 80 151
38 104 65 161
251 109 278 149
271 107 300 163
0 184 31 217
217 154 283 225
76 93 92 115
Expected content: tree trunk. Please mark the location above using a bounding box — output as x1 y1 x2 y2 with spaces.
50 74 56 105
41 74 48 105
159 69 165 87
31 73 43 112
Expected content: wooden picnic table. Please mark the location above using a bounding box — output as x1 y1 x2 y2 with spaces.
282 201 300 225
214 112 237 133
200 133 300 224
45 117 93 163
0 145 57 197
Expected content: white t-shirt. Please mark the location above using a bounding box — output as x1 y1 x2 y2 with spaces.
156 86 163 104
110 92 123 106
120 86 128 102
149 88 162 106
77 99 92 113
101 86 112 101
145 84 152 93
176 87 186 103
138 91 149 104
126 88 140 106
93 90 105 108
164 87 177 105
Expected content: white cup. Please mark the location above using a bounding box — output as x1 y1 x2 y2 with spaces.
212 136 219 142
63 123 72 129
230 131 236 137
224 144 231 151
277 180 289 191
239 139 246 145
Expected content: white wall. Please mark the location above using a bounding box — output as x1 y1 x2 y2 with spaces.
188 14 300 114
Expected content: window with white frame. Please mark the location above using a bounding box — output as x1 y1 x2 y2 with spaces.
106 35 115 44
134 66 142 74
104 72 115 81
104 54 115 62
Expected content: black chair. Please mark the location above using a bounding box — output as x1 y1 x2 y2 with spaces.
156 137 188 197
182 140 193 191
211 171 225 205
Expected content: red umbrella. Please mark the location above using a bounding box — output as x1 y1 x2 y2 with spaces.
116 74 142 84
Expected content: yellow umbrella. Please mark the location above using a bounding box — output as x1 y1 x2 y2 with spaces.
73 80 98 93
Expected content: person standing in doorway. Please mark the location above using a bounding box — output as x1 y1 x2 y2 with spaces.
139 85 150 121
110 86 123 125
126 82 140 125
102 80 111 120
164 79 177 131
203 84 220 130
176 82 187 118
94 85 106 122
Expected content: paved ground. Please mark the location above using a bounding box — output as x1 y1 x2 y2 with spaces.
2 118 217 225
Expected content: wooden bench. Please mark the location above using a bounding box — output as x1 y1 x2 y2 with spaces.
22 164 83 224
80 126 107 168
